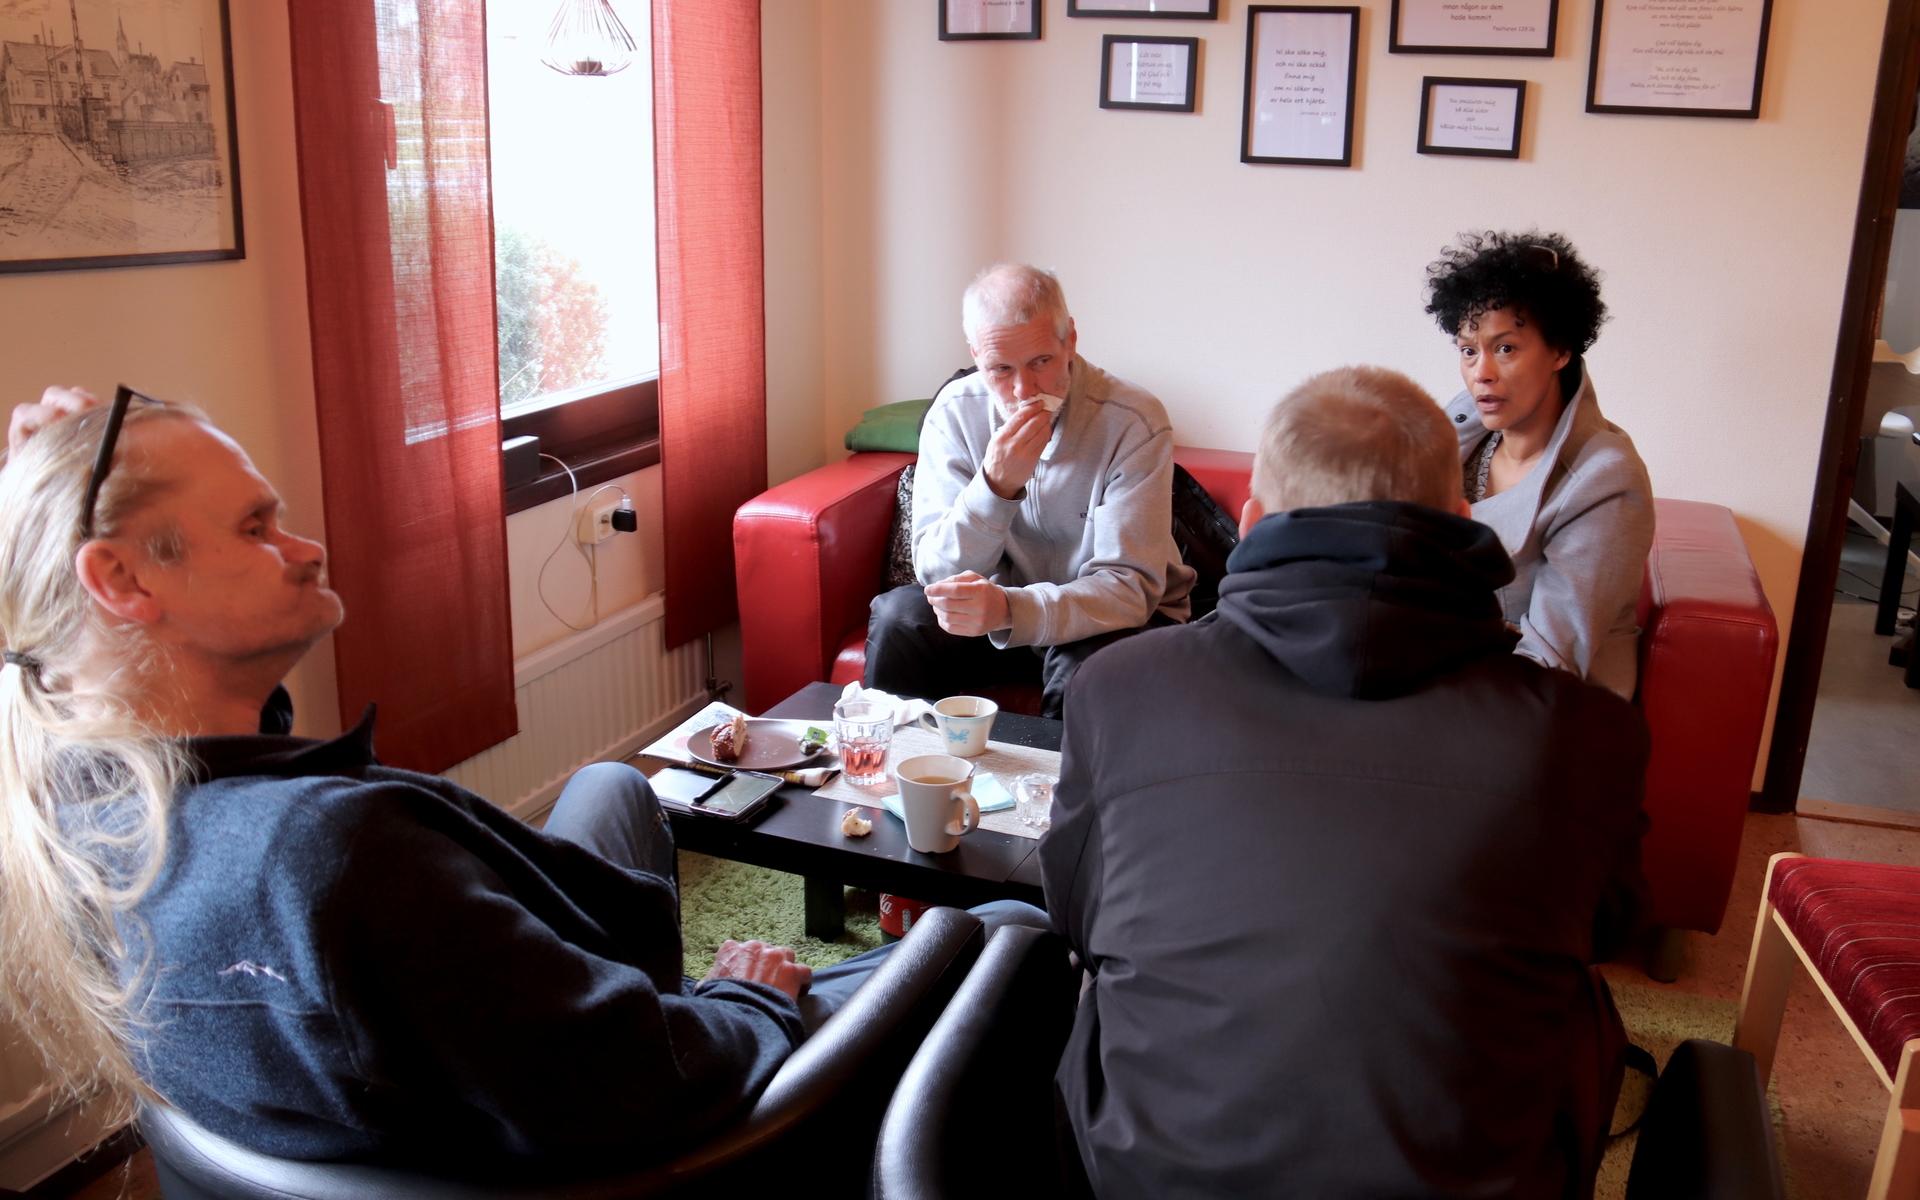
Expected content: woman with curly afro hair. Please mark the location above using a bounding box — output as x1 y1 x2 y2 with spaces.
1425 230 1653 698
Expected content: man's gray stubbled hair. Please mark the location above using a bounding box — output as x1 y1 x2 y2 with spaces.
961 263 1072 343
1252 366 1462 514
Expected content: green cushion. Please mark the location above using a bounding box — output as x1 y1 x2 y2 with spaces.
844 398 933 453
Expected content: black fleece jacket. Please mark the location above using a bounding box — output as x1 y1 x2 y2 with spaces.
1040 501 1648 1200
119 710 803 1168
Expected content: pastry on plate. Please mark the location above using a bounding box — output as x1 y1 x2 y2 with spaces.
710 713 748 762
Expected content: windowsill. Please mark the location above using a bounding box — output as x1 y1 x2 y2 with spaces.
503 435 662 516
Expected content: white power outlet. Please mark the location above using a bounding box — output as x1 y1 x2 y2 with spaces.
576 498 622 545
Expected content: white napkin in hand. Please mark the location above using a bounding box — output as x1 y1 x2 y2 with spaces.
838 682 934 729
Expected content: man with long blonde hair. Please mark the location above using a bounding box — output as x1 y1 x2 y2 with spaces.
0 387 823 1162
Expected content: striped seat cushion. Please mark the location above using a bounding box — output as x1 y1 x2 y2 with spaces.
1772 857 1920 1079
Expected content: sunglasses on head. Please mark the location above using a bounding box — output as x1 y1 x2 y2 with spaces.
79 385 168 541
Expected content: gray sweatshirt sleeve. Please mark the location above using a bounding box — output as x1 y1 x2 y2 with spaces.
911 392 1021 582
992 422 1178 649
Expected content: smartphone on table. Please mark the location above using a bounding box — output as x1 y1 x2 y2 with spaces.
650 765 782 823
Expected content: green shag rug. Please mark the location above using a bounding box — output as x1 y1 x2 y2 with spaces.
678 851 884 978
677 854 1788 1198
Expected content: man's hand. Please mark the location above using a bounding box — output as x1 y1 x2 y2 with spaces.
8 387 101 460
705 939 813 1001
925 571 1012 638
982 401 1052 500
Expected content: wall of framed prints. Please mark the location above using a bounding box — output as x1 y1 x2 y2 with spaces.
763 0 1888 765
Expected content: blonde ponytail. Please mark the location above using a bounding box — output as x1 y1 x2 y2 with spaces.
0 403 198 1122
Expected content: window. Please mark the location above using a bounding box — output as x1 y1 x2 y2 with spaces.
486 0 659 510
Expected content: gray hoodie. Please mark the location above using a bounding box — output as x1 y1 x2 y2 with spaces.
911 356 1195 648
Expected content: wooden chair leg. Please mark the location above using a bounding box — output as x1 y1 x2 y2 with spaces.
1733 852 1805 1089
1869 1041 1920 1200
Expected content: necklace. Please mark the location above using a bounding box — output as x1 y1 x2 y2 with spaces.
1465 430 1503 503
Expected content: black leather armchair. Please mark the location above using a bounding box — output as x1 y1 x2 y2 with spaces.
141 906 988 1199
870 923 1086 1200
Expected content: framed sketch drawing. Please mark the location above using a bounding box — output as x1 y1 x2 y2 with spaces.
1100 36 1199 112
1389 0 1557 57
1240 6 1359 167
1417 77 1525 157
0 0 243 274
1586 0 1773 118
1070 0 1219 18
940 0 1042 42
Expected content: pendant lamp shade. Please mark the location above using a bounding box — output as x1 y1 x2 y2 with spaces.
542 0 638 77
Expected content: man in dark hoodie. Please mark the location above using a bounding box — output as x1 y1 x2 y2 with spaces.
1039 366 1648 1199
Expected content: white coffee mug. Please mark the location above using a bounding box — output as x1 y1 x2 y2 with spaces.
894 754 982 854
918 695 999 758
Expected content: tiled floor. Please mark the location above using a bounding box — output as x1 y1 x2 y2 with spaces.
44 810 1920 1199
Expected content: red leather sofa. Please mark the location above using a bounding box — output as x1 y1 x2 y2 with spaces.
734 448 1780 948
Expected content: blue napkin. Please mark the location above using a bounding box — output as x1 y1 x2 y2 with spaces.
879 771 1016 822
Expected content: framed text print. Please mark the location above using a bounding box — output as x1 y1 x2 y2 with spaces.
1389 0 1557 56
1101 36 1200 112
940 0 1042 41
1241 6 1359 167
1418 77 1525 157
1586 0 1773 118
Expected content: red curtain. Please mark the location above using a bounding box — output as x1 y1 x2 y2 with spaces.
287 1 518 771
654 0 767 649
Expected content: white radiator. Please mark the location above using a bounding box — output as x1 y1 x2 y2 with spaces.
443 596 709 820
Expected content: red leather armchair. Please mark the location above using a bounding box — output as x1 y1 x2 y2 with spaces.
734 451 1779 945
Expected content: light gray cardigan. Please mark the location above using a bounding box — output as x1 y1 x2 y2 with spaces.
1449 365 1654 698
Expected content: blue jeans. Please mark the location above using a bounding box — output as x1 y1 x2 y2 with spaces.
541 762 1052 1032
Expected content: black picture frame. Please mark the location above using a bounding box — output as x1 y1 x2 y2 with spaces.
1100 35 1201 112
1070 0 1220 18
1388 0 1558 57
1417 76 1525 158
939 0 1042 42
1240 6 1360 167
1585 0 1774 119
0 0 244 275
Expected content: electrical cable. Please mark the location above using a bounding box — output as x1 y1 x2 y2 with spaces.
1839 565 1918 599
535 452 597 633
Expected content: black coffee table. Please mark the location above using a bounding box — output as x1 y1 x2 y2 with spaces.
651 682 1054 937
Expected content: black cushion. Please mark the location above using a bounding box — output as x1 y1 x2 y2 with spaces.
1170 462 1238 621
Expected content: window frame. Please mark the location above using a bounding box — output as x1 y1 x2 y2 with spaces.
500 376 660 515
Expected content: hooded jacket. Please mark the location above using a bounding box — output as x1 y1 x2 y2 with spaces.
1040 501 1648 1200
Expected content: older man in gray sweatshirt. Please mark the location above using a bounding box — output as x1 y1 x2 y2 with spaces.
865 264 1194 719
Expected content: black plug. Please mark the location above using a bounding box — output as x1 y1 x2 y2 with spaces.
611 503 638 534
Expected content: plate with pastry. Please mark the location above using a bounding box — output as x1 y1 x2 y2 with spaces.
686 715 832 773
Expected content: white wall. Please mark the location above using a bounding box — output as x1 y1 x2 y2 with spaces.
807 0 1890 772
763 0 829 486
